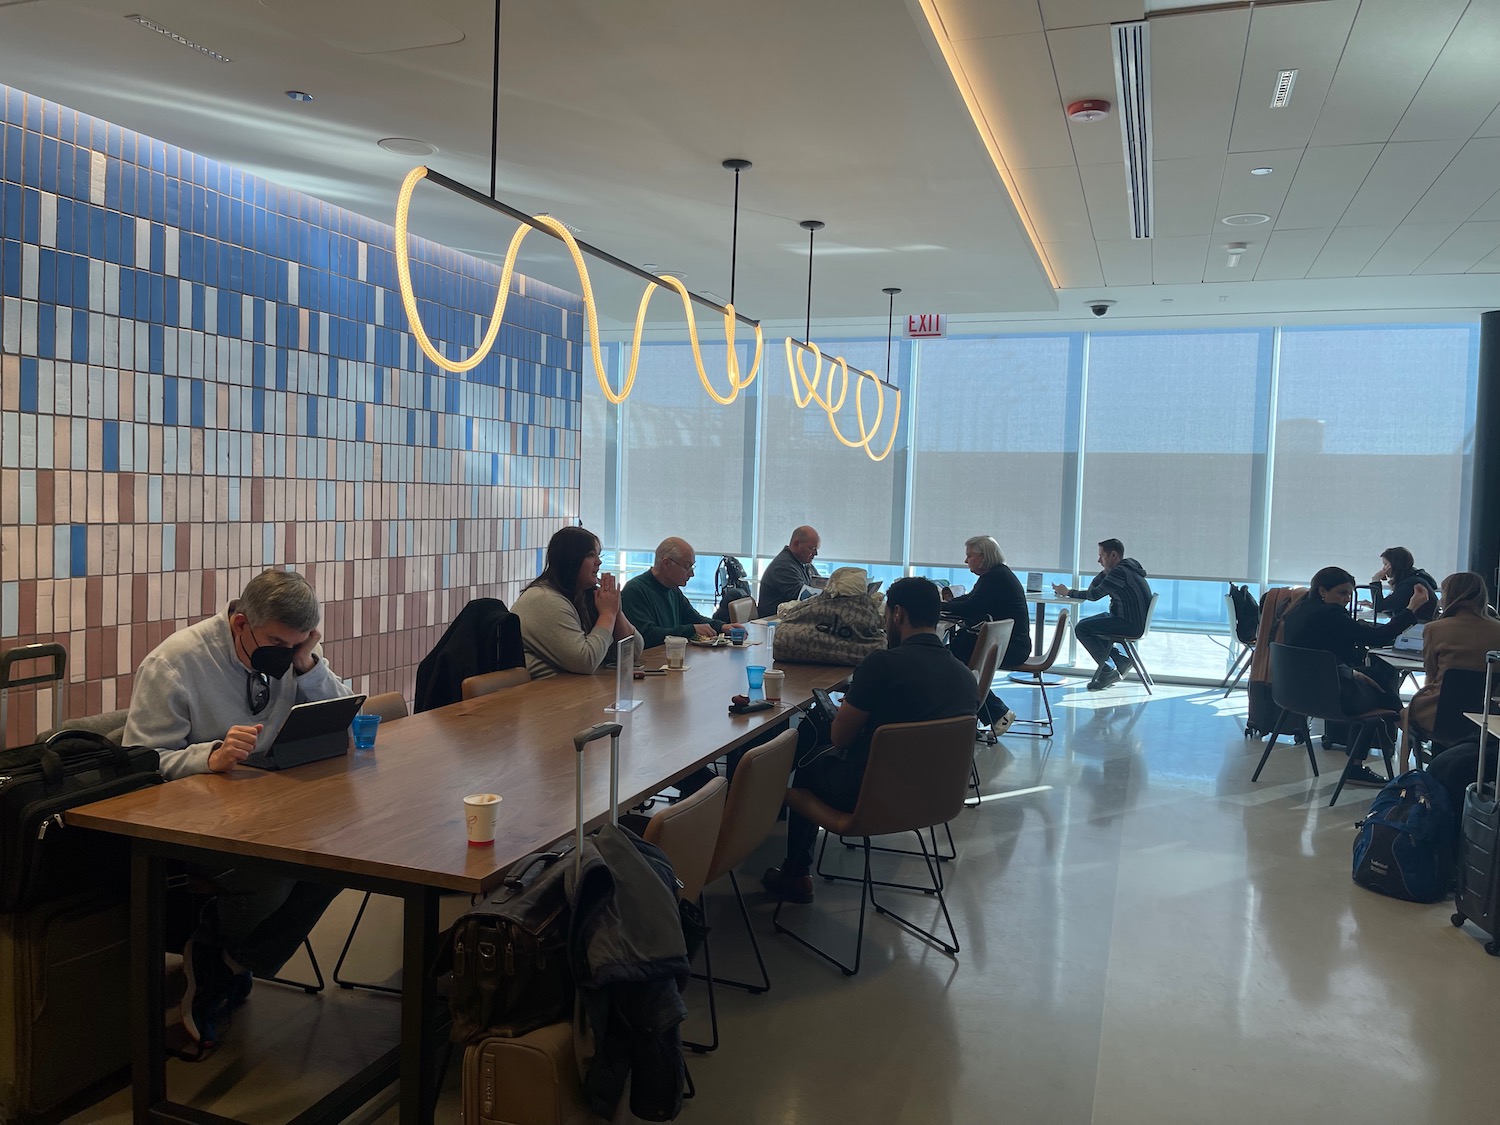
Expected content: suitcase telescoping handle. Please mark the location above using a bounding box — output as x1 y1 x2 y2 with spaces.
0 643 68 749
1478 651 1500 796
572 722 623 880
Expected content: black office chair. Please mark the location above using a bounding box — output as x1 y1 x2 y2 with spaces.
1403 669 1489 769
1251 643 1397 806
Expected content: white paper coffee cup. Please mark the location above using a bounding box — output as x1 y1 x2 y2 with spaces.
763 669 785 701
464 793 502 845
665 635 688 669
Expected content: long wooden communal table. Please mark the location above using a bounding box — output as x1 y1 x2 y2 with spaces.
68 626 849 1125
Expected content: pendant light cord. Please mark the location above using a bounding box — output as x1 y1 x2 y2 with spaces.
886 290 896 379
730 168 741 306
489 0 501 199
805 226 816 342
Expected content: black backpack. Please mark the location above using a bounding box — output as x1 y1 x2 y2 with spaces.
714 556 751 621
1228 583 1260 646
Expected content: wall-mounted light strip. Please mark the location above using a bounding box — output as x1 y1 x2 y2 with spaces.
394 166 761 405
124 14 232 63
909 0 1060 289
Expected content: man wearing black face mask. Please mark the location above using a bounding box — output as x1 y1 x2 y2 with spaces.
124 568 352 1055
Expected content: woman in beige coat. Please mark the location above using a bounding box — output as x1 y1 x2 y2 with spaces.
1401 571 1500 769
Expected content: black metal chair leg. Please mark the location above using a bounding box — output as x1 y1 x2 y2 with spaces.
774 834 871 976
823 826 949 891
867 829 959 956
1251 709 1291 781
258 937 325 994
332 891 402 995
691 871 772 995
684 895 718 1054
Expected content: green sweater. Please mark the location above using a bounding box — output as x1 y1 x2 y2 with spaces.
621 571 717 648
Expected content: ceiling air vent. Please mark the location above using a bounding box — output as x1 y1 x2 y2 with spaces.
1111 20 1153 240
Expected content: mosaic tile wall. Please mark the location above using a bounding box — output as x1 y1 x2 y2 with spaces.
0 85 584 746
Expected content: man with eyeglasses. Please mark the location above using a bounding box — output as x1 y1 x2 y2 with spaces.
620 536 731 649
123 568 352 1056
756 525 821 618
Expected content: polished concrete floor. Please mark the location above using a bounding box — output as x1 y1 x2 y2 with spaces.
74 675 1497 1124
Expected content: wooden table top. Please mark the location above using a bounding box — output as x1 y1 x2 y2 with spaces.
68 624 849 895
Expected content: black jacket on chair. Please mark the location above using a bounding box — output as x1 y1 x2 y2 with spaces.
413 598 525 712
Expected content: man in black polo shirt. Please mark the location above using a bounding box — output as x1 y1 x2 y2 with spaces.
762 577 979 903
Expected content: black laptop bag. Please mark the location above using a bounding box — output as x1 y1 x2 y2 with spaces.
0 730 160 913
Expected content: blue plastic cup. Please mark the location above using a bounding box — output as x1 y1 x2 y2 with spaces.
746 665 766 698
351 713 381 750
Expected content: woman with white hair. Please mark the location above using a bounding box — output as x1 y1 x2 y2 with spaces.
941 535 1031 734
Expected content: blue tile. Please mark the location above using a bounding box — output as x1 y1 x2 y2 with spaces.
37 248 54 303
1 238 18 297
191 283 205 331
102 420 119 472
69 526 87 579
275 348 288 390
18 356 37 412
149 224 164 273
21 187 37 243
23 94 40 133
355 406 365 442
71 308 87 359
72 255 88 308
429 412 438 446
148 323 163 373
42 101 58 138
327 357 338 399
252 298 264 342
251 387 265 432
118 268 134 314
190 379 205 427
89 208 104 258
306 395 318 437
252 344 265 387
20 133 38 193
406 409 416 446
162 376 178 424
134 268 150 318
372 365 383 404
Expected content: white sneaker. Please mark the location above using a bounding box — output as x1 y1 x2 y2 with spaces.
993 710 1017 737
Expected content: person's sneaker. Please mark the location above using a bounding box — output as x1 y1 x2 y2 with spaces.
1344 764 1387 788
227 970 253 1009
992 710 1017 736
1087 666 1121 692
181 938 235 1052
761 866 814 904
1112 649 1136 677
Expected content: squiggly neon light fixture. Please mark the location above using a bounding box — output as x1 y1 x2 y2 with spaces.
393 166 762 405
783 220 902 462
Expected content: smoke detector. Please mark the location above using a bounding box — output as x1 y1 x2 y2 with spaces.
1066 99 1112 123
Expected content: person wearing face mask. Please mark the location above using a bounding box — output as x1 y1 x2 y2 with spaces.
761 577 978 904
1280 564 1428 787
123 568 353 1055
513 525 639 679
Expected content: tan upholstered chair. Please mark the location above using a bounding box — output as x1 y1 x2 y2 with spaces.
461 667 531 700
969 619 1013 749
728 597 756 624
1008 609 1069 738
361 691 409 722
641 775 728 903
772 714 975 976
681 730 797 1052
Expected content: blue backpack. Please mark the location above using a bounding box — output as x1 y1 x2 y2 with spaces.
1352 770 1457 903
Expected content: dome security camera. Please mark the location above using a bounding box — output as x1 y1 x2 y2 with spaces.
1088 300 1116 317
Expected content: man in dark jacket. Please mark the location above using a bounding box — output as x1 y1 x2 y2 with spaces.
1054 538 1152 692
756 525 821 618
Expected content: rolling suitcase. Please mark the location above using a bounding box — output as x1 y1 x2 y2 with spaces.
1451 651 1500 954
459 722 622 1125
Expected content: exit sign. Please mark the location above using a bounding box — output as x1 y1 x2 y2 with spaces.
906 313 945 338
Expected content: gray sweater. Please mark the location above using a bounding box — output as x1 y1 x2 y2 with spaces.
123 612 351 779
513 583 617 679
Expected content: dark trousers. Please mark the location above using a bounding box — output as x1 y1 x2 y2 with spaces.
1074 614 1140 669
783 750 865 876
195 864 341 978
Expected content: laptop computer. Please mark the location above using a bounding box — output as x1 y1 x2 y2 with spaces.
243 694 367 770
1392 623 1425 653
867 580 883 595
1026 572 1043 594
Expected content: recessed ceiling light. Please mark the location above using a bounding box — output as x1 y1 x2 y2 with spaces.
1270 69 1298 108
378 137 437 157
124 14 231 62
1222 213 1270 226
1250 166 1273 176
285 90 313 103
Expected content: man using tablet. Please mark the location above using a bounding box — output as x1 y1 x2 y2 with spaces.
124 568 353 1055
761 577 978 904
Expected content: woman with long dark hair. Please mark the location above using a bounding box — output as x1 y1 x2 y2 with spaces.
1367 546 1438 621
513 526 638 678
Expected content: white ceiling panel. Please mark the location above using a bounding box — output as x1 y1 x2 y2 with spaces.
1275 144 1382 229
1391 2 1500 142
1040 0 1142 31
1096 239 1154 286
1413 223 1500 275
1204 239 1266 283
1010 165 1094 242
1306 226 1394 279
1404 139 1500 225
1469 190 1500 224
1340 140 1465 228
1047 24 1124 167
1078 161 1132 241
1042 240 1105 288
1152 236 1209 285
1471 246 1500 273
932 0 1043 40
1309 0 1465 148
1477 101 1500 139
1255 229 1331 281
1147 8 1249 161
1360 223 1460 276
1214 150 1302 229
1227 0 1358 154
1152 156 1225 237
955 32 1076 169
